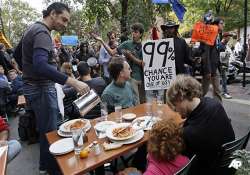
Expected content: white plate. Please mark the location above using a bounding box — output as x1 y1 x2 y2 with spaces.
59 119 90 133
106 123 137 141
122 113 136 121
132 116 161 130
49 138 74 155
110 130 144 145
58 123 91 137
94 121 116 132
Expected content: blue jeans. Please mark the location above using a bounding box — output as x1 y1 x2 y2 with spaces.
7 140 21 163
221 68 228 94
23 83 60 173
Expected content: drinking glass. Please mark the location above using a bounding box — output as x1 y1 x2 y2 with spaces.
156 95 164 118
71 128 84 155
115 105 122 123
100 102 108 121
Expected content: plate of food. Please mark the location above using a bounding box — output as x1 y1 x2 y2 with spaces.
57 123 91 137
94 121 116 133
122 113 136 121
132 116 161 130
106 123 137 141
59 119 91 133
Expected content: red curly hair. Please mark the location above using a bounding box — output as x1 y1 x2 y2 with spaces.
147 117 184 162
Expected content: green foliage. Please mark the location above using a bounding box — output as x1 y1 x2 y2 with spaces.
1 0 39 46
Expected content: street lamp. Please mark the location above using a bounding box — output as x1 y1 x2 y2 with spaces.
242 0 248 87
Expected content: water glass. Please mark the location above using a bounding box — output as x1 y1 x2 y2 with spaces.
115 105 122 123
156 95 164 118
71 128 84 155
100 102 108 121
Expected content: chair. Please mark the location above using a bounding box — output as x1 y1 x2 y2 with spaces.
218 129 250 169
174 155 196 175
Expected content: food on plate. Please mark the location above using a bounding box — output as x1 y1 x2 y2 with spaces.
112 126 134 138
66 120 86 130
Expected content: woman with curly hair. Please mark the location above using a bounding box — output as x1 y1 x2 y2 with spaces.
143 118 189 175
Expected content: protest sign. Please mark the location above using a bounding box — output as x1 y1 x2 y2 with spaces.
142 38 176 90
152 0 169 3
61 35 78 46
191 21 218 46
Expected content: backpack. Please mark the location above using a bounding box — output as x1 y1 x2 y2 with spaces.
18 109 39 144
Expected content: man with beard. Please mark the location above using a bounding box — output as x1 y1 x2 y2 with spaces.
22 3 89 174
160 20 192 74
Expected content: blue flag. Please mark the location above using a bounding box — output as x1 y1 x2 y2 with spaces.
152 0 169 3
170 0 186 22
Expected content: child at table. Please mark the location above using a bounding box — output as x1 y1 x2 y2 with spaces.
119 118 189 175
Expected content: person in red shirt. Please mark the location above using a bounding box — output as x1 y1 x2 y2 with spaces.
0 116 21 162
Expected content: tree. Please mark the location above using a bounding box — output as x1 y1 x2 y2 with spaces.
1 0 39 46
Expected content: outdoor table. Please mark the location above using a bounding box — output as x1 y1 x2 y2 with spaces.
0 145 8 175
46 103 182 175
17 95 26 107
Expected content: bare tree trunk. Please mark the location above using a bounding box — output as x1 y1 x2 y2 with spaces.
120 0 129 42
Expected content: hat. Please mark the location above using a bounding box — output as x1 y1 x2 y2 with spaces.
223 32 233 38
160 20 179 31
0 43 4 50
87 57 98 67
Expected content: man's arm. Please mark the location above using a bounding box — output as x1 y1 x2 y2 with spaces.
123 50 144 67
91 33 117 56
0 130 9 141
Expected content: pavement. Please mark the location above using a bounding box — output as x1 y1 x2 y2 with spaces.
5 78 250 175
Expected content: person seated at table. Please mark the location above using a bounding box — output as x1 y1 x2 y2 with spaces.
8 69 24 110
77 61 106 119
166 74 235 175
101 56 138 112
118 118 189 175
0 116 21 162
77 61 106 96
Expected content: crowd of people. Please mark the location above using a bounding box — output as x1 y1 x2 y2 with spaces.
0 2 250 175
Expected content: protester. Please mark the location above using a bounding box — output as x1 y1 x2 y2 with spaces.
200 17 224 102
101 56 138 111
0 116 21 163
98 31 118 84
21 3 89 174
160 20 192 74
76 41 95 62
92 23 145 104
167 75 235 175
218 32 233 99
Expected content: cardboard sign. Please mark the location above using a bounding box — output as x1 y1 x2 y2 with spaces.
142 38 176 90
61 35 78 46
191 21 219 46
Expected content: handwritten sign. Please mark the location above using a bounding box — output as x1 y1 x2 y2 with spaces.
191 21 219 46
142 38 176 90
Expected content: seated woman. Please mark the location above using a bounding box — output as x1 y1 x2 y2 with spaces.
144 118 189 175
119 118 189 175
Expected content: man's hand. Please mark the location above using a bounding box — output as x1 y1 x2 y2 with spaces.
122 50 133 60
90 32 103 43
66 77 90 95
